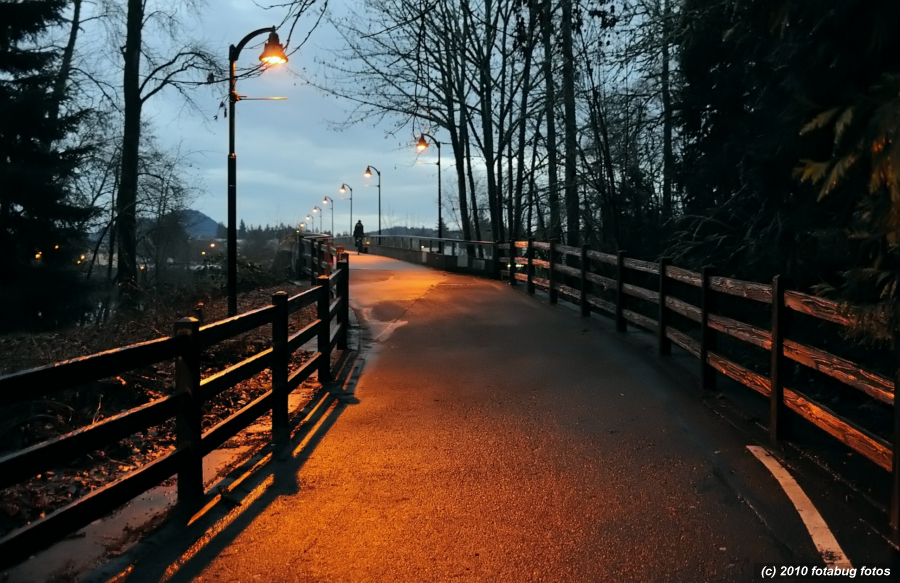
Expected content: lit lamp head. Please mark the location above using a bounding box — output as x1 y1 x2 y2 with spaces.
259 31 288 66
322 197 329 205
339 185 346 194
416 136 428 152
364 167 373 178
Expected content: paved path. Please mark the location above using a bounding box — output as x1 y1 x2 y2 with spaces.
96 254 892 583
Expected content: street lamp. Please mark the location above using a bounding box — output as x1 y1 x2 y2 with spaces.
339 183 353 234
226 26 287 316
322 196 334 235
364 166 382 236
416 133 443 240
312 205 323 233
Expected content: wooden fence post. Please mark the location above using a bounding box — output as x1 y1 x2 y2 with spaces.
309 239 317 286
892 342 900 544
326 239 334 275
527 238 535 295
658 257 671 355
580 244 590 317
271 292 289 441
700 266 718 392
296 233 304 279
337 257 350 350
492 242 501 280
770 275 793 445
509 239 517 286
616 251 627 333
193 303 204 326
173 317 203 503
317 240 324 276
317 275 332 384
548 239 558 304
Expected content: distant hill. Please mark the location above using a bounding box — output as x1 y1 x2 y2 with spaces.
176 209 219 239
89 209 219 242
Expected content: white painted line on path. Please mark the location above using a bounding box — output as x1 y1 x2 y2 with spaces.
746 445 852 569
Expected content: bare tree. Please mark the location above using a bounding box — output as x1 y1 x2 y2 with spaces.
561 0 579 245
320 0 478 243
112 0 219 297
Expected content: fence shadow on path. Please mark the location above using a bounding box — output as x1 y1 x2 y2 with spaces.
89 347 365 583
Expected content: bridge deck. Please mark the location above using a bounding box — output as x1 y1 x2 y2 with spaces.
94 254 894 582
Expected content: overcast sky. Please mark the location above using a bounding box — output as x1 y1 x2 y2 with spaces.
143 0 442 236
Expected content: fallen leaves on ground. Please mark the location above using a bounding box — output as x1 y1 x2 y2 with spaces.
0 281 323 538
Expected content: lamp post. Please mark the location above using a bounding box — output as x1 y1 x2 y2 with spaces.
416 133 443 240
312 205 323 233
339 183 353 233
322 196 334 235
227 26 287 316
364 166 381 236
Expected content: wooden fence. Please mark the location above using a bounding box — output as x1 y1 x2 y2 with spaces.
0 258 352 566
498 238 899 542
297 234 339 284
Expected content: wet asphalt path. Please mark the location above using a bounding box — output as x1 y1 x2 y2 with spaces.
107 254 879 582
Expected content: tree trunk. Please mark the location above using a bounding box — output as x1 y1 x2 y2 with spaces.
514 3 538 240
661 0 674 220
584 59 619 248
507 73 515 241
477 0 501 243
106 176 117 284
48 0 81 138
505 49 515 243
456 6 477 251
464 122 481 242
561 0 579 246
541 0 561 239
442 12 472 248
526 110 544 236
497 42 506 245
116 0 143 294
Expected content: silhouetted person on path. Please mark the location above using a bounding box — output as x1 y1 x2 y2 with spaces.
353 220 365 254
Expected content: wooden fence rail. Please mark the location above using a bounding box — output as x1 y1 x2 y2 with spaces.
0 257 352 566
502 238 900 543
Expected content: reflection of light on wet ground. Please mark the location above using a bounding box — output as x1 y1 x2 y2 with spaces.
162 474 275 582
293 399 339 458
187 451 274 528
103 564 133 583
149 385 344 582
98 284 364 583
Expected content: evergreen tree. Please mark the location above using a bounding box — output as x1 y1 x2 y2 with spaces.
436 218 450 237
675 1 850 281
0 0 92 328
676 0 900 340
789 0 900 340
238 219 247 239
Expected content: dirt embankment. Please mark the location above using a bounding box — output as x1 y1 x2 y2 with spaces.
0 282 319 538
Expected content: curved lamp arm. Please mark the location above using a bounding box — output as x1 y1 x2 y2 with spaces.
230 26 276 62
